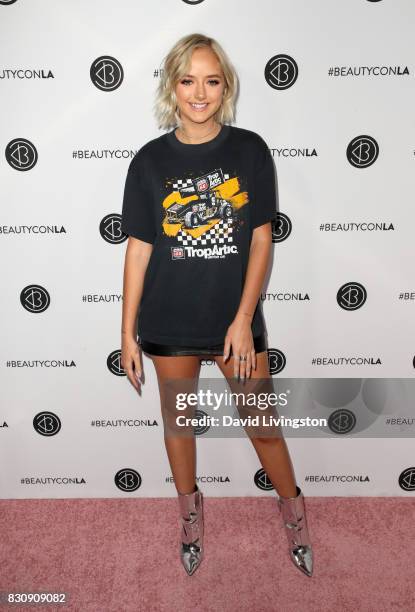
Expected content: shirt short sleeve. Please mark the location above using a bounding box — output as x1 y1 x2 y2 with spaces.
252 137 278 229
121 153 156 244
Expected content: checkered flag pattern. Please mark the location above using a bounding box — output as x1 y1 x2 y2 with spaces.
177 217 234 246
172 173 230 191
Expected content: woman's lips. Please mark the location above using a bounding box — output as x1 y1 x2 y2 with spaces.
189 102 208 111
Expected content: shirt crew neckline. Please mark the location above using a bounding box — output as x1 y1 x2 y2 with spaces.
165 123 231 153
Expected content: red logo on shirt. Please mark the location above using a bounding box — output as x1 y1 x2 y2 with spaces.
171 246 185 259
196 178 209 192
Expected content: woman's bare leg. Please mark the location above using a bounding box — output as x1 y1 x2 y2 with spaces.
149 354 201 495
214 350 297 498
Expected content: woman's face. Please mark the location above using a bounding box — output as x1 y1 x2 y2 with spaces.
175 47 225 127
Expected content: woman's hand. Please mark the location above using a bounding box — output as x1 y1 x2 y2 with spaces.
223 314 257 380
121 334 143 390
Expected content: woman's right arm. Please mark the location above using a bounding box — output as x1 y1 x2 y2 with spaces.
121 235 153 390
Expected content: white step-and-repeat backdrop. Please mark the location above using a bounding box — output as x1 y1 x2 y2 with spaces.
1 0 414 498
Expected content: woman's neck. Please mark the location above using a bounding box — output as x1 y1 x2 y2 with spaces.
175 120 222 144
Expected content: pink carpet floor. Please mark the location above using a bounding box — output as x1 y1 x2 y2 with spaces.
1 496 414 612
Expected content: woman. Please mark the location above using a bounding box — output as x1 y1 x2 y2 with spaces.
120 33 313 578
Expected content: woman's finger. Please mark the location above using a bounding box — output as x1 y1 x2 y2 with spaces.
245 351 253 379
241 348 253 381
132 350 142 382
233 349 240 379
251 349 257 371
124 361 139 390
223 336 232 362
239 350 247 381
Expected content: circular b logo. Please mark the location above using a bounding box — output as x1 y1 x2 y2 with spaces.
265 54 298 90
20 285 50 313
90 56 124 91
267 348 286 375
115 468 142 492
6 138 38 171
33 412 61 436
346 135 379 168
399 467 415 492
107 349 125 376
100 213 126 244
254 468 274 491
328 409 357 434
272 212 292 243
337 282 367 311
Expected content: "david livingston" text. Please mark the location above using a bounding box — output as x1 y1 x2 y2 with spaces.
176 415 327 429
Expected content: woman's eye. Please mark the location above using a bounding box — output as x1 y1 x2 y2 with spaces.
180 79 220 86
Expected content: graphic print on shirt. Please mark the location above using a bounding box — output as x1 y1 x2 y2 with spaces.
162 168 249 260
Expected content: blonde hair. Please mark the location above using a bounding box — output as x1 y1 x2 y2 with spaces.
154 33 239 130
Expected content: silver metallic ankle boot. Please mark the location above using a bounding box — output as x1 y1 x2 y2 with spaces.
177 484 204 576
278 485 313 577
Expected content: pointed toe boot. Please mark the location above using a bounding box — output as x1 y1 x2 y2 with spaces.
278 485 313 577
177 483 204 576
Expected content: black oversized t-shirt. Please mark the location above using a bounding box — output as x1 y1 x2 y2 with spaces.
121 124 278 346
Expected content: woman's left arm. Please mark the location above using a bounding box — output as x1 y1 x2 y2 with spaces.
224 222 272 379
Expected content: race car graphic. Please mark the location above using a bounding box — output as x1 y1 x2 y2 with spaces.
165 168 234 229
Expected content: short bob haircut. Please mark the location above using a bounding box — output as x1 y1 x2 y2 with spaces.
154 33 239 131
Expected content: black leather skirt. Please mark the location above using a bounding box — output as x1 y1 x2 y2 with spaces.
139 331 268 357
